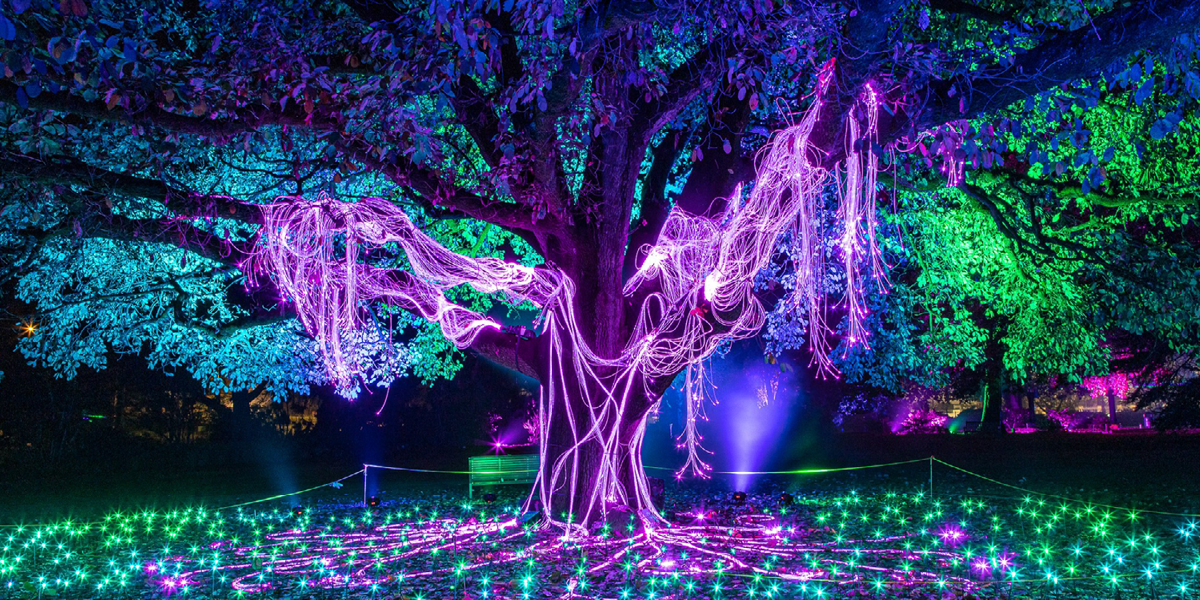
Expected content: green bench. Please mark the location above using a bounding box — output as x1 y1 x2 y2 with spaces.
468 454 539 499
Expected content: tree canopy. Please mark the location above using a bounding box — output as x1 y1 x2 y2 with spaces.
2 0 1199 404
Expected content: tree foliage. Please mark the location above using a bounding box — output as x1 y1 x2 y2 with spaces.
1 0 1198 404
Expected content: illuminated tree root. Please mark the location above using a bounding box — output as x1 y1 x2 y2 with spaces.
171 512 972 597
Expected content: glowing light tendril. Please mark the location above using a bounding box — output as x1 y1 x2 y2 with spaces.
167 509 968 596
254 77 889 528
675 360 715 479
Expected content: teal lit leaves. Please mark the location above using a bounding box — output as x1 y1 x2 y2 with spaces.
12 236 327 396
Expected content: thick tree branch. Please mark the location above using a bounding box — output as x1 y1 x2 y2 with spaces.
364 267 541 378
0 82 509 230
809 0 906 169
975 169 1199 208
0 82 546 238
0 153 261 223
642 39 729 145
450 75 504 168
0 81 323 138
959 181 1145 282
622 130 681 279
467 326 542 381
340 0 402 24
674 92 754 217
909 0 1200 136
331 137 548 241
72 212 254 268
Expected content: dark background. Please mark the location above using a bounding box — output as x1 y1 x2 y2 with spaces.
4 333 1200 523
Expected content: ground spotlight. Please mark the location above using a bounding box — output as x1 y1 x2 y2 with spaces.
367 496 381 508
779 492 794 505
483 493 497 504
732 491 747 504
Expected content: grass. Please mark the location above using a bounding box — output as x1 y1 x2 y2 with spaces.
2 458 1199 599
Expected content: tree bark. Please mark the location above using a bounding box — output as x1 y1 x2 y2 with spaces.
539 389 657 526
525 324 661 530
979 368 1005 433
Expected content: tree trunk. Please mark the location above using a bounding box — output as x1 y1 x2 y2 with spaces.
229 382 267 439
523 320 662 532
230 390 252 437
537 392 657 527
979 368 1004 433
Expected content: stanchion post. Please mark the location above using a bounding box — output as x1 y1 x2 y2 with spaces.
363 464 369 506
929 456 934 500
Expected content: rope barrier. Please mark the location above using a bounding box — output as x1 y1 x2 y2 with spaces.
931 457 1200 518
216 468 366 510
0 469 367 529
365 455 1200 518
6 455 1198 527
644 456 931 475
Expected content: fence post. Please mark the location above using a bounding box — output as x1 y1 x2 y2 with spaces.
929 456 934 500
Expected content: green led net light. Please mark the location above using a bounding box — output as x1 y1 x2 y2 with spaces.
2 458 1199 599
2 483 1196 598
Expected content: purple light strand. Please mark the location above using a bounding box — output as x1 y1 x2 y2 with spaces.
254 76 893 525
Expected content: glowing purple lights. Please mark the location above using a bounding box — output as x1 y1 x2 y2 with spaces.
254 77 894 528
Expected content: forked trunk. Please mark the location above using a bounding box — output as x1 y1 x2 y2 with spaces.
523 311 662 532
536 387 658 527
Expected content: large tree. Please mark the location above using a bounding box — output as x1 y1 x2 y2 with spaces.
2 0 1199 529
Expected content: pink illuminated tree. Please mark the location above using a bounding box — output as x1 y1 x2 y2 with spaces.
2 0 1198 531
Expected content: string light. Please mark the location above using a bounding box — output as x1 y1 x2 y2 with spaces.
16 319 38 337
1 477 1195 599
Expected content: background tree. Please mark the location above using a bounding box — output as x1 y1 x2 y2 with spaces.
2 0 1200 528
831 52 1200 429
